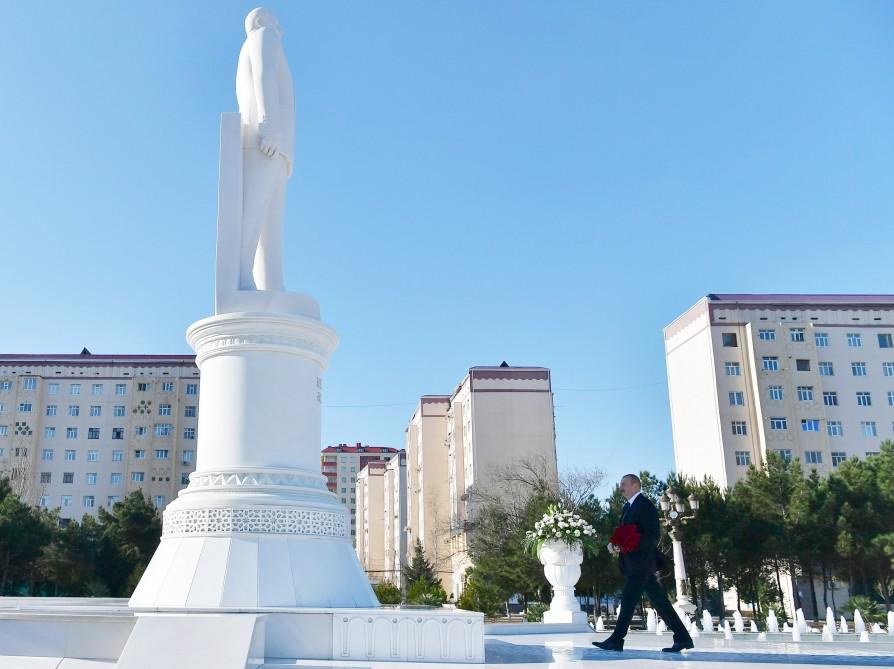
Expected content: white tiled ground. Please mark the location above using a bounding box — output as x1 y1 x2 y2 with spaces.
261 631 894 669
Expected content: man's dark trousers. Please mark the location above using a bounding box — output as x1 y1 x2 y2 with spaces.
612 571 689 642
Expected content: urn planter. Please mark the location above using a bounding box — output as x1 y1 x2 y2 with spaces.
537 540 587 625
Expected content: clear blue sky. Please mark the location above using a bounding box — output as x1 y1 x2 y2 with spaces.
3 2 892 493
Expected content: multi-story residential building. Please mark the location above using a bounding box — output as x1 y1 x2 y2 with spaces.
382 451 407 587
404 365 558 598
405 396 452 588
0 352 200 524
665 294 894 488
355 460 387 581
321 442 400 544
445 365 558 597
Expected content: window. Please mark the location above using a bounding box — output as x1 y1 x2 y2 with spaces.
68 405 79 417
758 329 776 341
857 391 872 407
155 423 172 437
879 333 893 348
64 449 76 461
154 495 166 507
722 333 738 347
87 428 100 439
182 449 195 463
162 382 175 392
110 473 122 485
87 449 99 462
137 383 150 392
14 447 27 457
774 449 793 463
18 402 33 413
866 451 880 457
112 450 123 462
762 357 779 371
61 495 72 507
341 488 347 493
797 386 814 401
38 496 49 508
155 449 169 459
852 362 867 376
819 362 834 376
184 405 197 418
801 419 820 432
861 421 878 437
821 391 838 407
770 417 788 430
729 391 745 406
735 451 751 466
341 476 347 483
181 473 190 485
23 377 37 390
62 472 74 484
107 496 120 506
790 328 805 342
134 426 147 436
847 333 862 347
46 405 57 416
0 403 4 413
40 472 51 484
889 391 894 406
814 332 829 347
115 383 127 396
86 473 97 485
69 384 81 396
159 404 172 416
805 451 823 465
883 363 894 377
44 427 56 438
91 383 103 396
112 428 124 440
83 496 95 508
90 405 101 417
796 359 811 372
41 448 53 461
134 449 146 460
132 472 145 482
0 381 9 392
831 452 847 466
769 385 784 401
183 427 196 440
113 405 125 417
47 383 59 395
186 383 198 395
725 362 741 376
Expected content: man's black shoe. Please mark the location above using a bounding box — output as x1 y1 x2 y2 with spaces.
660 640 694 653
591 638 624 651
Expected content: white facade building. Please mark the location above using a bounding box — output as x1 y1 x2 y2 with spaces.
665 294 894 488
0 353 200 523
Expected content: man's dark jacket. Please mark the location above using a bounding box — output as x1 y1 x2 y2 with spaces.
617 494 669 577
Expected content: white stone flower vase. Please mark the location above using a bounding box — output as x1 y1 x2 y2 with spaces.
538 540 588 625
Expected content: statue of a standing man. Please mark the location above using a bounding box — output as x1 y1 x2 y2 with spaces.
236 7 295 292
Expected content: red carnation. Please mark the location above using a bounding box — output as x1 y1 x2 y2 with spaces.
609 523 641 554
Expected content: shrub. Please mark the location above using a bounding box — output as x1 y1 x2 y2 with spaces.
372 581 402 605
456 573 503 617
406 579 447 606
525 602 549 622
841 595 885 623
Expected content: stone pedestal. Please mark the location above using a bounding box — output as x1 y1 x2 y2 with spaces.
129 312 377 609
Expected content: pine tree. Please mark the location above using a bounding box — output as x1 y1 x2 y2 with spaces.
402 539 440 589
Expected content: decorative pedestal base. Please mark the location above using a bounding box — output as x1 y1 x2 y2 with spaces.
129 312 376 610
538 540 588 631
542 609 589 626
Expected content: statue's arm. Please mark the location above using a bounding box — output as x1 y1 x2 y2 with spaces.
248 27 282 134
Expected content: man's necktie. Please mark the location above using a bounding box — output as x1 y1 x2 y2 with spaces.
621 501 631 523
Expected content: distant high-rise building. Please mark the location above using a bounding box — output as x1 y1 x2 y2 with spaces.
355 460 387 580
382 451 407 586
666 294 894 488
0 353 200 524
321 442 400 544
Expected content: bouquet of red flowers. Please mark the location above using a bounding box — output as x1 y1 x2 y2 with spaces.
609 523 641 554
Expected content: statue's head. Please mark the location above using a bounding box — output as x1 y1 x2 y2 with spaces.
245 7 281 35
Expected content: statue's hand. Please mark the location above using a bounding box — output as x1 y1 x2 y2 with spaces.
257 122 281 158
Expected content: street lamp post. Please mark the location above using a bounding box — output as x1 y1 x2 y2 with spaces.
659 489 699 615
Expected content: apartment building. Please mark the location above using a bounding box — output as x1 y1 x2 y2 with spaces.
355 460 387 580
0 352 200 523
382 451 407 587
321 442 400 544
404 364 558 597
665 294 894 488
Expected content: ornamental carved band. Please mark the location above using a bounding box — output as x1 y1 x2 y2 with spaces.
163 506 347 537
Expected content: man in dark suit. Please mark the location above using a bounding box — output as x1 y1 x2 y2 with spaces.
592 474 694 653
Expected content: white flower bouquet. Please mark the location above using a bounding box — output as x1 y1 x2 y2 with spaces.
524 503 599 557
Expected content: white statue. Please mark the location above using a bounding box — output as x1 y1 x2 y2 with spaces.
236 7 295 292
